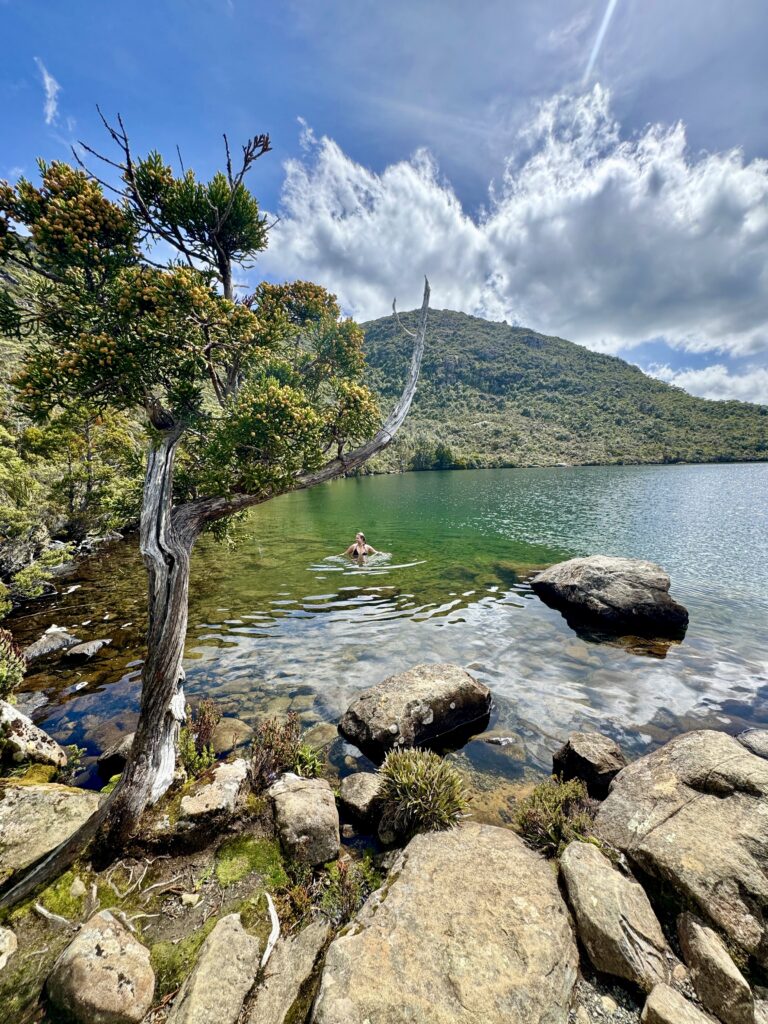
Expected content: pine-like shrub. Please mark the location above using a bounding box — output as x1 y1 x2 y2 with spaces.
513 776 597 857
377 748 467 841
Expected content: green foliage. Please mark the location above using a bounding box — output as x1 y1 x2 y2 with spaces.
0 582 10 619
0 627 25 698
249 712 324 791
56 744 85 785
377 748 467 841
319 854 381 926
214 835 288 889
365 309 768 469
178 698 222 778
512 776 597 858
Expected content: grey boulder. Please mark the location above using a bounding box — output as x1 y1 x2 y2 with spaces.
338 663 491 760
595 729 768 966
23 626 80 663
179 758 248 822
560 840 671 992
531 555 689 636
245 918 330 1024
678 912 754 1024
269 774 340 866
65 638 112 660
0 699 67 767
97 732 135 778
46 910 155 1024
167 913 260 1024
311 821 578 1024
552 731 628 798
338 772 382 823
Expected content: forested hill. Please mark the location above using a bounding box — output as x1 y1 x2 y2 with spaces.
363 308 768 470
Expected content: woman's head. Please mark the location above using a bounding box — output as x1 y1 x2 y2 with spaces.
356 531 366 545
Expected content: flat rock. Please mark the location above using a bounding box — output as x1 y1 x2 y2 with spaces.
269 774 339 866
595 729 768 966
311 821 578 1024
245 918 330 1024
0 698 67 767
167 913 260 1024
0 926 17 972
642 984 715 1024
737 729 768 760
678 912 754 1024
97 732 135 778
23 627 80 663
553 731 628 798
0 782 100 885
65 638 112 660
531 555 689 637
46 910 155 1024
338 772 382 823
179 758 248 821
560 840 671 992
338 663 492 760
212 717 252 756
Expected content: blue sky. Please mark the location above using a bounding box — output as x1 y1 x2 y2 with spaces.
2 0 768 403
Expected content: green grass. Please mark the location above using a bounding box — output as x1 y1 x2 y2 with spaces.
214 836 288 889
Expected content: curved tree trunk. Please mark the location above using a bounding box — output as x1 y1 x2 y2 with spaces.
101 428 191 849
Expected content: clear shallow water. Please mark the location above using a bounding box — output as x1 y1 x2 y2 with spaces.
9 463 768 804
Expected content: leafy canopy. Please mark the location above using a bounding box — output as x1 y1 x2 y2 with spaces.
0 151 380 505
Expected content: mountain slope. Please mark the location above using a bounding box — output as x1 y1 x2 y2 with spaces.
362 308 768 470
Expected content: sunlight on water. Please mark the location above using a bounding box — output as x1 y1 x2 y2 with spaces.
10 463 768 807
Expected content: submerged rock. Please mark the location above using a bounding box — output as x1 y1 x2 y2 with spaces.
65 638 112 661
552 731 627 798
531 555 689 637
595 729 768 966
312 821 578 1023
46 910 155 1024
245 918 330 1024
0 782 100 885
560 840 671 992
269 774 339 866
23 626 80 663
642 983 714 1024
167 913 260 1024
179 758 248 822
678 912 754 1024
212 717 252 756
0 699 67 767
338 663 492 760
338 772 382 823
737 728 768 760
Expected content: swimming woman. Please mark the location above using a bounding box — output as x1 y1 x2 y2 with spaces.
344 532 378 561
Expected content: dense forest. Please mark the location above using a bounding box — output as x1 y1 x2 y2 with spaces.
364 308 768 471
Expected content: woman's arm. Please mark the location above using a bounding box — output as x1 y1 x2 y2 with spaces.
343 544 356 556
366 545 378 554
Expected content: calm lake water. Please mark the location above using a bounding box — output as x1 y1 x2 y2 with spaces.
10 463 768 817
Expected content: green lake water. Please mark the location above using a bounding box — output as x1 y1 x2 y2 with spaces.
10 463 768 816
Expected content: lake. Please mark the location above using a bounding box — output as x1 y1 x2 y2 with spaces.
10 462 768 820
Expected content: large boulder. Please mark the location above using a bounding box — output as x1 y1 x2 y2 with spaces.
595 730 768 966
46 911 155 1024
311 821 578 1024
97 732 135 778
23 626 80 663
338 663 491 760
269 774 339 866
0 699 67 767
678 912 754 1024
167 913 260 1024
560 840 671 992
642 984 715 1024
245 918 330 1024
552 731 628 798
530 555 689 637
179 758 248 822
0 782 100 885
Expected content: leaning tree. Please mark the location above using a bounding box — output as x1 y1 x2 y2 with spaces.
0 117 429 905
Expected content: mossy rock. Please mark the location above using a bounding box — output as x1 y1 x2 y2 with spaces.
215 835 287 889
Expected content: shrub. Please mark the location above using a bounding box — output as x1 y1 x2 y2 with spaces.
250 712 324 791
0 583 11 620
319 854 381 925
377 748 467 841
178 698 222 778
512 776 597 858
0 627 25 699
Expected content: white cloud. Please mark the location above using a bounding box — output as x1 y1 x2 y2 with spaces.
33 57 60 126
262 87 768 362
648 364 768 405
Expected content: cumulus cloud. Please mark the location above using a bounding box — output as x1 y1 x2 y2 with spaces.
33 57 60 125
648 363 768 405
262 87 768 362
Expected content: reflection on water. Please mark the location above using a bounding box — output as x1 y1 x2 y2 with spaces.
8 463 768 810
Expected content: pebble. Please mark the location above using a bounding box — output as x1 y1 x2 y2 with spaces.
69 877 87 899
181 893 201 907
